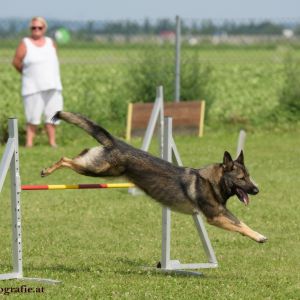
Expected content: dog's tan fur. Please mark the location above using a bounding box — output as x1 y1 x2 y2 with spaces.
41 111 267 243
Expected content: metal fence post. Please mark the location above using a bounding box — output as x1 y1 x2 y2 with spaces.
174 15 181 102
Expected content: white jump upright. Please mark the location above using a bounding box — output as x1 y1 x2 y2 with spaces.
141 85 164 154
137 86 218 275
128 86 164 196
159 117 218 275
0 118 60 284
0 118 22 281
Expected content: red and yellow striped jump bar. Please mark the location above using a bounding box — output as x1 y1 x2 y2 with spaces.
21 183 135 191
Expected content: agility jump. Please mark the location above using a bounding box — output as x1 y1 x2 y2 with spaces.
0 87 223 282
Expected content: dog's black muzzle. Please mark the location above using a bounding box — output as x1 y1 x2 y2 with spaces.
249 186 259 195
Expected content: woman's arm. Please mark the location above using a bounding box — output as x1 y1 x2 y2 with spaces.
12 41 26 73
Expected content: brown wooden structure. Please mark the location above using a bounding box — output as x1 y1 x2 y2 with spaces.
126 100 205 141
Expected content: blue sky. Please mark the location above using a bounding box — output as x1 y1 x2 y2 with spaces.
1 0 299 21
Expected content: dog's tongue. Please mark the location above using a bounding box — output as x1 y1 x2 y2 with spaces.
236 188 249 206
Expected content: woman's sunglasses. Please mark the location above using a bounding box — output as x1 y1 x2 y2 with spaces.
31 26 43 31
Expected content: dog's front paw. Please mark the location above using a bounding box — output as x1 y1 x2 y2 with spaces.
257 234 268 243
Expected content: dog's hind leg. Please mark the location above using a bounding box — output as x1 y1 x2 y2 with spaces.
41 146 113 177
41 157 79 177
41 156 111 177
207 211 267 243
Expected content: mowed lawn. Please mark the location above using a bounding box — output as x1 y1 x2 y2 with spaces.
0 128 299 299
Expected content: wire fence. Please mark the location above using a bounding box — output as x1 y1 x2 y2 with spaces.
1 17 300 62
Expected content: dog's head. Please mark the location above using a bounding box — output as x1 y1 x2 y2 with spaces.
221 150 259 205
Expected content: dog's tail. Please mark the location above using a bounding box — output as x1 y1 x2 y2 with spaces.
53 111 114 147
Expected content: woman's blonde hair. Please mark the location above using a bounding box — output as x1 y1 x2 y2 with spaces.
29 17 48 30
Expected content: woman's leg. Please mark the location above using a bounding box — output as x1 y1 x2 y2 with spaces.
45 123 57 147
23 93 43 147
26 123 37 147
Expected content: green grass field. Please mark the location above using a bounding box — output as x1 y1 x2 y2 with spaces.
0 129 299 299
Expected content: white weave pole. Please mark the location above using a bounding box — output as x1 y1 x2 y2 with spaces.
236 129 246 157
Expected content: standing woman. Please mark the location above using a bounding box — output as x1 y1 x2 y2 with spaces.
12 17 63 147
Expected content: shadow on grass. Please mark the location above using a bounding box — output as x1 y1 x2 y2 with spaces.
24 259 206 279
23 263 104 275
113 257 210 279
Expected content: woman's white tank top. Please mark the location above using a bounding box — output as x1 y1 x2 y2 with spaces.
22 37 62 96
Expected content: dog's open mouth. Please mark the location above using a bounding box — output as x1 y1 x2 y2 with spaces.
235 188 249 206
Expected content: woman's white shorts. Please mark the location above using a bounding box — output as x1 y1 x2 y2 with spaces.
23 89 63 125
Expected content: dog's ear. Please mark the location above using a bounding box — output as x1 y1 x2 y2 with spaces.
223 151 233 171
236 150 244 165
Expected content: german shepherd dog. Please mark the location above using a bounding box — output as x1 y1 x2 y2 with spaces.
41 111 267 243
